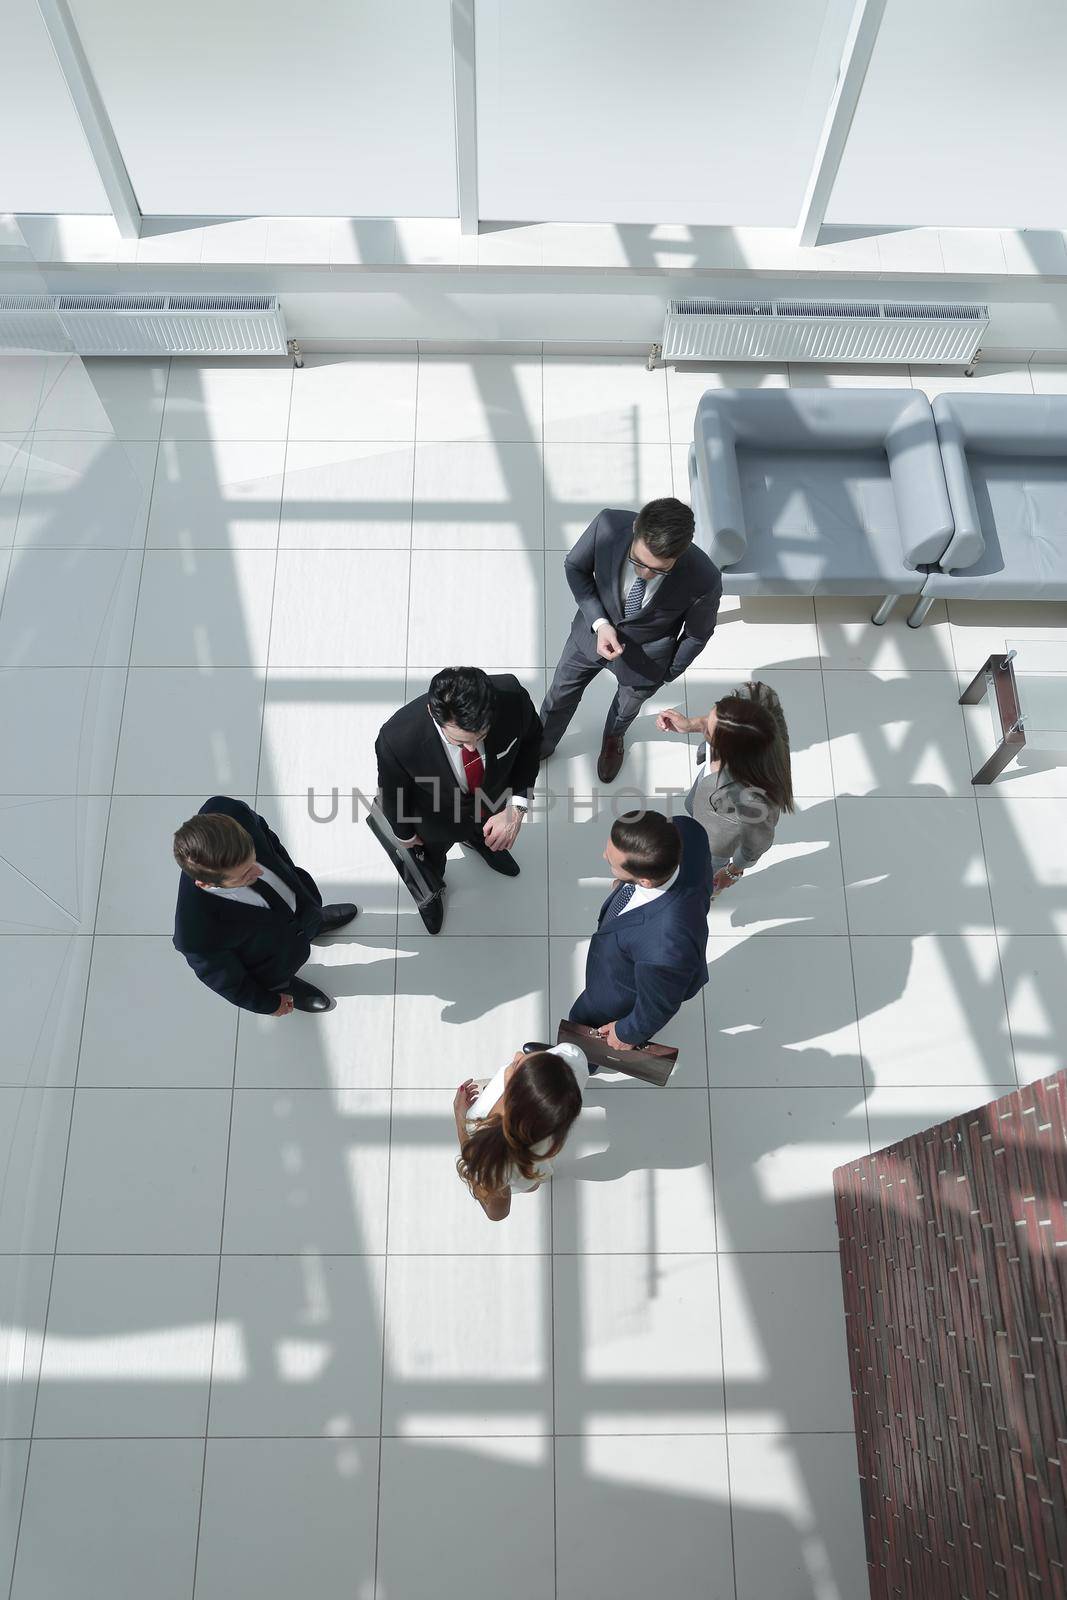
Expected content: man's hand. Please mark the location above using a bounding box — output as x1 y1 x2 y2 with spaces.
597 1021 634 1051
656 707 690 734
273 993 295 1017
713 867 741 895
595 623 624 662
483 805 523 852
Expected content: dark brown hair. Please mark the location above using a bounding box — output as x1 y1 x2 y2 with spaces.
708 695 795 813
458 1051 583 1198
634 497 694 559
609 809 681 883
173 812 254 885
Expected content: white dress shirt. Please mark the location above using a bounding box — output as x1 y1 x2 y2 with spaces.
614 862 680 916
202 864 296 911
434 721 528 810
592 565 669 632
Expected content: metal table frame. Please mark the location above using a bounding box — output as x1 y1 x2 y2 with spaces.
957 650 1024 783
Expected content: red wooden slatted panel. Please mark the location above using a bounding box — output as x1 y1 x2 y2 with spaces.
834 1071 1067 1599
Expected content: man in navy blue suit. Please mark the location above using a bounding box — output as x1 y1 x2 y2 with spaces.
570 809 712 1056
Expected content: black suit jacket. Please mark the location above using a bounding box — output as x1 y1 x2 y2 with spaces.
571 816 712 1044
375 674 541 848
173 796 324 1014
564 507 722 685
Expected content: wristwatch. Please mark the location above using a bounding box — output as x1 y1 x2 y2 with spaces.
724 862 744 881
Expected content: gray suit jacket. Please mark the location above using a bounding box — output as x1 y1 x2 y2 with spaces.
564 508 722 687
683 681 789 869
684 765 780 869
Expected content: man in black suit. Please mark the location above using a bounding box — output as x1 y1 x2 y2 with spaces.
375 666 541 934
172 796 358 1015
571 809 712 1063
541 498 722 782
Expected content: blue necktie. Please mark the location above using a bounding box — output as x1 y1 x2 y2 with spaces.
602 880 636 922
623 575 647 618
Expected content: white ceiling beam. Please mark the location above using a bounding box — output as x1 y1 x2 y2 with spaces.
35 0 141 239
450 0 479 236
796 0 886 248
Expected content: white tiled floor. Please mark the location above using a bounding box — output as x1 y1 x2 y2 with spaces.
0 351 1063 1600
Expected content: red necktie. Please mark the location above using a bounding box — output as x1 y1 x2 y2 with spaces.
461 743 484 794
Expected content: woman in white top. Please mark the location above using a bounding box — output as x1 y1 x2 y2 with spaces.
453 1042 589 1222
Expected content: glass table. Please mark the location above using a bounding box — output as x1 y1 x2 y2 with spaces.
959 638 1067 783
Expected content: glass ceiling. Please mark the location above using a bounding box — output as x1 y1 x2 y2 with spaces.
3 0 1065 231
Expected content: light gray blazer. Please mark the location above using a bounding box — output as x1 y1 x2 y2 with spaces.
683 765 779 869
682 681 789 870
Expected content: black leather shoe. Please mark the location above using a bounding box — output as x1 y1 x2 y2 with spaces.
288 976 332 1012
419 892 445 935
466 839 520 877
319 902 359 933
597 733 625 784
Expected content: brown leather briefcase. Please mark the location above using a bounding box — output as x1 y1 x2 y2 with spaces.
556 1021 678 1086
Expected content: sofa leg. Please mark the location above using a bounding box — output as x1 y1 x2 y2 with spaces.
906 595 936 629
871 595 896 626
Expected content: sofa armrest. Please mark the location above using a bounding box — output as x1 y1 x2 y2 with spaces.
692 405 746 567
930 397 986 572
885 403 956 568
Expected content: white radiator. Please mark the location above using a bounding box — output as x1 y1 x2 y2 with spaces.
0 293 288 356
658 298 988 365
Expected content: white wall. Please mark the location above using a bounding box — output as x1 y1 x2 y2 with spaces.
277 275 1067 354
475 0 855 225
828 0 1067 229
67 0 458 217
0 0 108 214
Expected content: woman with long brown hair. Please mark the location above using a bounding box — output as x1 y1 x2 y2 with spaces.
453 1042 587 1221
657 680 794 897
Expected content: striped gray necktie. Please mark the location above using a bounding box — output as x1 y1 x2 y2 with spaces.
623 575 647 618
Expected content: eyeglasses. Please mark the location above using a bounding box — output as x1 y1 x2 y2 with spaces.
627 545 673 577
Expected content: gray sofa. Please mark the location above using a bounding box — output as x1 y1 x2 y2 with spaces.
907 392 1067 626
688 388 953 621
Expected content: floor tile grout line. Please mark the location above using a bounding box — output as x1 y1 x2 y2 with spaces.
185 356 297 1600
372 354 418 1600
687 658 741 1600
19 928 1067 941
705 997 739 1600
6 1427 858 1441
247 365 294 794
943 599 1024 1089
539 353 562 1600
0 1246 848 1258
531 353 563 1600
963 759 1023 1092
2 354 175 1600
814 603 882 1158
188 955 241 1600
7 643 1033 673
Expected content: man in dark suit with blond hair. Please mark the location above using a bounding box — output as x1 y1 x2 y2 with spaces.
173 797 358 1014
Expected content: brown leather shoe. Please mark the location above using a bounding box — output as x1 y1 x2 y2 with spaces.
597 733 625 784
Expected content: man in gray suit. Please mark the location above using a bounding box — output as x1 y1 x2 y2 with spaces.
540 499 722 782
